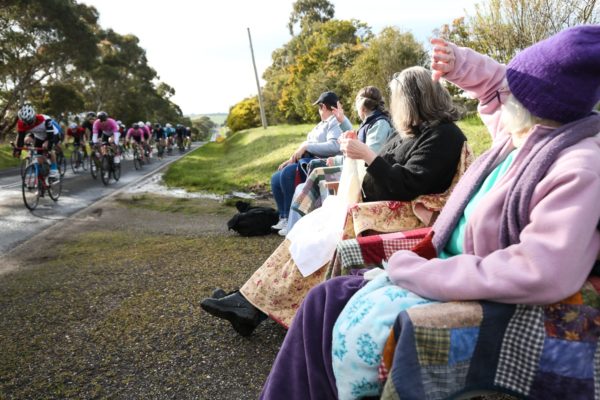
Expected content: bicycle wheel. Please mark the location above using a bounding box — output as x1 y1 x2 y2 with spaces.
100 156 111 185
48 176 62 201
57 152 67 177
112 161 121 181
81 152 89 171
133 149 142 170
90 153 98 179
22 164 40 210
20 156 31 178
70 150 80 173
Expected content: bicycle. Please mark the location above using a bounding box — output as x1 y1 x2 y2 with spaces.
14 145 62 211
176 136 185 152
100 143 121 186
131 142 144 170
14 142 33 178
89 144 101 180
55 145 67 178
69 143 89 173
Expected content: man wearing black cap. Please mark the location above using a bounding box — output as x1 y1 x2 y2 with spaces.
270 91 352 234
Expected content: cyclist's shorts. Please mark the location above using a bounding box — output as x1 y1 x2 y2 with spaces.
101 133 113 144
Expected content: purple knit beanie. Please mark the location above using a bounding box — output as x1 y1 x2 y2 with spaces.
506 25 600 124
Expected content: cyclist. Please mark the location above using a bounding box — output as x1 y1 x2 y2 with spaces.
175 124 186 150
81 112 96 138
152 123 166 158
66 122 88 156
139 121 152 158
126 123 148 162
184 126 192 149
164 123 175 152
92 111 121 163
14 103 60 179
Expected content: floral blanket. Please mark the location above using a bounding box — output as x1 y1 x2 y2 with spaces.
379 277 600 400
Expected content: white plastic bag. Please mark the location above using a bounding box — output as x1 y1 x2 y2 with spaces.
288 158 365 277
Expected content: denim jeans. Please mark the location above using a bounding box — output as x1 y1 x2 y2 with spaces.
271 163 298 218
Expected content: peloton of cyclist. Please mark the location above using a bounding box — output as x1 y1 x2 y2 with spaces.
14 103 61 179
92 111 122 163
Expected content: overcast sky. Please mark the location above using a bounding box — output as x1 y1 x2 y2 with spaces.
83 0 478 115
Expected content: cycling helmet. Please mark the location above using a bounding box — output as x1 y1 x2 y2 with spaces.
69 122 78 130
145 121 151 126
116 120 122 125
132 123 140 129
18 103 36 124
154 123 161 129
165 123 172 128
86 111 96 119
97 111 108 121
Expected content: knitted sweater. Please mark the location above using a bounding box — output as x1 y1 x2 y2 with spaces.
362 121 466 202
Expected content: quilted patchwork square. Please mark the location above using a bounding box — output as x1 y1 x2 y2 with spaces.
414 327 450 365
539 338 596 379
449 327 479 365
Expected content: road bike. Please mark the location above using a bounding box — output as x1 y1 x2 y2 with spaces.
14 145 62 211
69 143 89 173
100 143 121 186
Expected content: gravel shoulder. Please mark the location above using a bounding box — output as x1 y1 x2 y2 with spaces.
0 193 285 399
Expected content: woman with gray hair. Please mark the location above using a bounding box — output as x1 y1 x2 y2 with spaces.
200 70 467 336
259 25 600 400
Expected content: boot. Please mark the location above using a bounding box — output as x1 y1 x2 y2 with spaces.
200 292 266 337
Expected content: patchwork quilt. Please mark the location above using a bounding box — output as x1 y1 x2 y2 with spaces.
379 277 600 400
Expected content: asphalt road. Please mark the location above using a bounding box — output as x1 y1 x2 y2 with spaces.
0 145 200 254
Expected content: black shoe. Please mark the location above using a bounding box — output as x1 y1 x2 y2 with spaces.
211 288 228 299
200 292 265 337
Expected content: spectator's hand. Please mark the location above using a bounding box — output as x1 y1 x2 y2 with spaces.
339 130 357 140
430 38 455 81
340 138 377 164
278 158 293 171
291 143 307 163
332 101 345 123
326 157 335 167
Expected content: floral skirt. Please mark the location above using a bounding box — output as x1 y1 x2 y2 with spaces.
240 239 327 328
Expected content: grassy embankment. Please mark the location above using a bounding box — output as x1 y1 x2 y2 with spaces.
164 117 491 194
0 143 20 170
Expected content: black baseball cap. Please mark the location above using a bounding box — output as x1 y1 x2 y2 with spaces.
313 91 339 108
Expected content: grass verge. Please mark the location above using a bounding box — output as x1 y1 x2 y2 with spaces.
0 197 284 399
163 119 490 194
0 143 20 170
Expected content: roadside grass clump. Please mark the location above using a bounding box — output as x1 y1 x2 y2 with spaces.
164 119 490 194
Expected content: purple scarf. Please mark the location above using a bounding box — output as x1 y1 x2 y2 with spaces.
432 113 600 251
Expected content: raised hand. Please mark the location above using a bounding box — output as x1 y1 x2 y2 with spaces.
430 38 455 81
332 101 345 123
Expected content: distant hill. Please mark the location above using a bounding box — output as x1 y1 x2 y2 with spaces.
190 113 228 126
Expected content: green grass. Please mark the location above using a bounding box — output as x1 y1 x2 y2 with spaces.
0 143 21 170
457 115 492 156
164 119 491 194
164 124 313 194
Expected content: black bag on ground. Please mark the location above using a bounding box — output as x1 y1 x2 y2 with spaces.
227 201 279 236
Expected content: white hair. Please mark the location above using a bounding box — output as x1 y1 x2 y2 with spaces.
500 94 561 136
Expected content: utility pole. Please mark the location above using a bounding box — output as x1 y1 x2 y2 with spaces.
247 27 268 129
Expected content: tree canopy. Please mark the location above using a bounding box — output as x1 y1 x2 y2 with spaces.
0 0 188 140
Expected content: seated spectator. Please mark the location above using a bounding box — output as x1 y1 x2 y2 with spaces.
200 66 467 336
271 91 352 234
259 25 600 400
283 86 396 235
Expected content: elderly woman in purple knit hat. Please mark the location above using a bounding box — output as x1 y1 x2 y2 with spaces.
259 25 600 400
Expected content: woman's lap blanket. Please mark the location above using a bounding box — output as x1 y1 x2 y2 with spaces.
380 277 600 400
